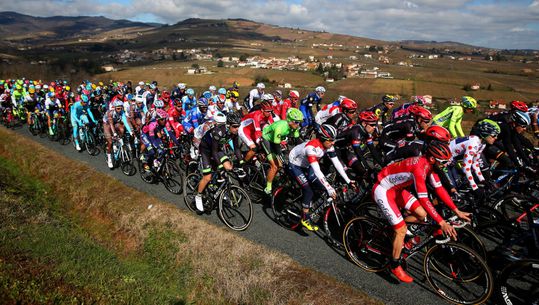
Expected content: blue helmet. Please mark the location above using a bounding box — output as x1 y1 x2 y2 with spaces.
186 88 195 96
218 87 227 95
202 91 212 99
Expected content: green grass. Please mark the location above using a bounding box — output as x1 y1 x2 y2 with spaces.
0 157 191 304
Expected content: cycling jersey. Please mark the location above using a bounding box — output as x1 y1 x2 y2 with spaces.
182 107 207 134
103 109 132 134
334 124 383 167
279 98 297 120
315 101 341 125
299 92 322 127
368 103 391 125
45 97 62 116
199 124 242 174
225 98 242 113
373 156 457 228
171 88 185 101
449 136 485 190
167 106 185 138
262 120 299 157
325 112 353 132
380 115 421 157
493 118 534 167
391 102 417 120
70 101 97 141
245 88 263 110
181 95 197 111
433 105 464 138
239 110 275 147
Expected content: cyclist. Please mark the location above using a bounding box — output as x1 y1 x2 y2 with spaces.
208 94 229 118
373 141 471 283
182 98 209 134
380 105 432 161
239 100 276 163
391 95 430 120
433 96 477 138
45 92 63 135
449 119 500 199
71 95 97 151
261 108 304 194
333 111 384 178
492 110 534 169
325 98 358 132
140 109 178 171
130 96 148 135
245 82 265 111
167 98 185 138
103 100 134 169
171 83 186 101
194 112 243 212
146 99 166 122
368 94 398 125
279 90 300 120
288 124 355 231
181 88 197 111
225 89 242 114
299 86 325 127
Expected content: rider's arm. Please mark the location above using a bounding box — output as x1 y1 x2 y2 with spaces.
414 167 445 224
327 146 351 184
121 113 133 134
429 172 458 212
107 111 117 135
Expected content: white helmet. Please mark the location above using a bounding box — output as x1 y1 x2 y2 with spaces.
213 112 227 124
315 86 326 93
138 81 145 86
257 83 265 89
178 83 186 89
209 85 217 91
262 93 274 101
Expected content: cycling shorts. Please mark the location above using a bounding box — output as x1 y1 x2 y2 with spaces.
372 184 420 229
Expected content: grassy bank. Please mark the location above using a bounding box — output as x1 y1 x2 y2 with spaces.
0 127 382 305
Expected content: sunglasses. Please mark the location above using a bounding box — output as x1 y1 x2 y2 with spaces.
292 120 302 125
115 107 123 111
436 158 451 166
230 124 240 128
367 123 377 127
217 101 225 104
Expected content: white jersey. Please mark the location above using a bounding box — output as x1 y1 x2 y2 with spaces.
315 102 341 125
450 135 485 190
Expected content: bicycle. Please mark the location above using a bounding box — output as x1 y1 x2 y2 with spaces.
74 114 100 155
28 110 46 137
184 168 253 231
139 143 183 194
343 216 493 304
107 134 137 176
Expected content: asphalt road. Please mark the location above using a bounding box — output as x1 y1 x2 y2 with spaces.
9 126 471 305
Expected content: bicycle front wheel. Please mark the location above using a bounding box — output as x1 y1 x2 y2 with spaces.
424 242 493 305
218 185 253 231
183 173 201 212
85 130 100 156
496 259 539 305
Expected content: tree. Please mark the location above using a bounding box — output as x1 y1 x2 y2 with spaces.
191 63 200 69
316 63 324 74
217 60 224 67
239 54 248 62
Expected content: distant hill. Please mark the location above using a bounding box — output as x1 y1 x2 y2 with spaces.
0 11 157 43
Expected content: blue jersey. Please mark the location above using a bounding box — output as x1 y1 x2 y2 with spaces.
182 95 197 111
71 101 96 125
182 107 207 132
300 92 322 111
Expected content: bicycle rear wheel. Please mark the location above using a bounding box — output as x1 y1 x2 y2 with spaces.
424 242 493 305
342 216 391 272
218 185 253 231
85 131 100 156
323 203 357 249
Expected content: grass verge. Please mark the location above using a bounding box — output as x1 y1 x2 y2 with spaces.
0 127 382 305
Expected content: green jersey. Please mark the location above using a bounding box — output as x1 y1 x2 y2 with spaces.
262 120 299 144
433 105 464 138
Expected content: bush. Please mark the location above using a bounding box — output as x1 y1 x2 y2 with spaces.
252 74 270 85
217 60 224 68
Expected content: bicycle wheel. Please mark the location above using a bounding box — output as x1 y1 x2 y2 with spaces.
271 185 303 230
342 216 391 272
57 121 69 145
424 242 493 305
28 116 38 135
218 184 253 231
323 203 357 249
497 259 539 305
120 153 136 176
85 130 100 156
243 163 268 204
183 173 202 212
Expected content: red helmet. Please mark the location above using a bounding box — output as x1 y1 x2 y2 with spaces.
341 98 358 111
426 141 452 160
289 90 299 99
260 100 273 111
510 100 528 112
358 111 378 123
425 126 451 143
408 105 432 121
161 91 170 99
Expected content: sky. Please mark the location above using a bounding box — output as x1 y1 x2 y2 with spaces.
1 0 539 49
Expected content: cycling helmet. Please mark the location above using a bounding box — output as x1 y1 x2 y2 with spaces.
408 105 432 121
341 98 358 111
274 90 283 99
216 94 226 103
232 81 240 89
126 94 134 101
197 98 208 108
382 94 398 104
426 141 452 161
511 110 531 126
178 83 186 89
461 96 477 109
213 112 227 124
113 100 124 108
260 100 273 111
317 124 337 141
227 112 241 125
153 99 165 108
202 91 212 99
476 119 501 138
289 90 299 99
156 109 168 120
510 100 528 112
256 83 265 89
209 85 217 91
139 81 145 86
117 88 125 96
315 86 326 93
186 88 195 96
286 108 304 122
358 111 378 124
46 92 55 98
149 83 157 90
161 91 170 99
172 97 182 106
227 90 239 99
261 94 274 102
425 126 451 143
218 87 226 95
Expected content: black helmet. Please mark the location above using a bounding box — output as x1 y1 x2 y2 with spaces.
227 112 241 125
317 124 337 141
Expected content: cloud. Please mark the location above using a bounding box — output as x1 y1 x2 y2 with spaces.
1 0 538 49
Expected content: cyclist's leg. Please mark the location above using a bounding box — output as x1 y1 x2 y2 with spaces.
238 125 257 162
261 138 279 193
